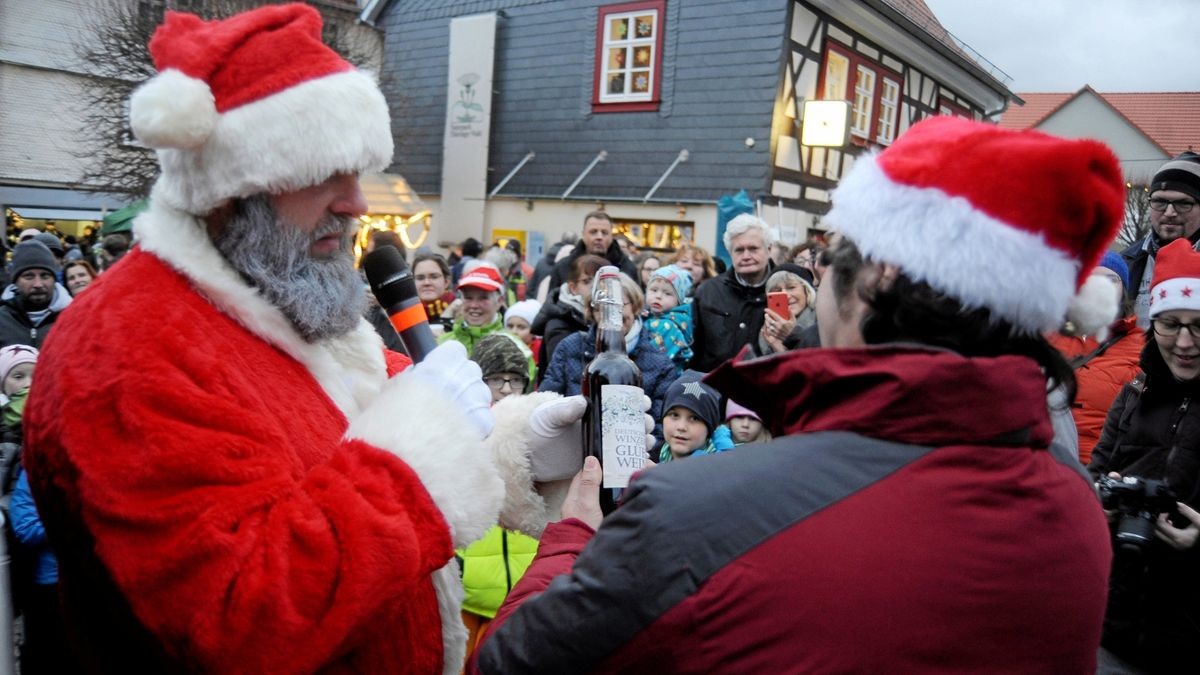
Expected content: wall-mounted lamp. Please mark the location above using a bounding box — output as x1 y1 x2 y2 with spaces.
800 100 851 148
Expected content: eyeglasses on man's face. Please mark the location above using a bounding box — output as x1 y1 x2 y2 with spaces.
1149 198 1197 214
1152 318 1200 339
484 375 527 391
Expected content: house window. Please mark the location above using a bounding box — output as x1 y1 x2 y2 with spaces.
851 65 876 137
816 42 902 146
593 1 666 113
938 97 972 119
877 78 900 143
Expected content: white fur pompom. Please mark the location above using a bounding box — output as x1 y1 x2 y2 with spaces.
1067 273 1121 341
129 69 216 149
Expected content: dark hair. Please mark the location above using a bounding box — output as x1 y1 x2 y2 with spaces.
582 211 612 227
569 254 608 284
370 230 406 260
412 252 451 280
827 238 1076 401
461 237 483 258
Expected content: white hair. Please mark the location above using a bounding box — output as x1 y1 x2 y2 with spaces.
723 213 777 252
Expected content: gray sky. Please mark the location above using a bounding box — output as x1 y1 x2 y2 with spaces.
923 0 1200 93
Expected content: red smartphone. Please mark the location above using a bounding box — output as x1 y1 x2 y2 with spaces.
767 291 791 320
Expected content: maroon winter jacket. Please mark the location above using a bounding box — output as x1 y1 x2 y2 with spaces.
471 346 1112 674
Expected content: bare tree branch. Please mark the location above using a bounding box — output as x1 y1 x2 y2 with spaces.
1117 182 1152 248
72 0 385 199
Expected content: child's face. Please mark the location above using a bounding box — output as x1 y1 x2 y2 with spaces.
645 278 679 314
505 317 533 345
729 415 765 444
664 406 708 459
3 363 34 397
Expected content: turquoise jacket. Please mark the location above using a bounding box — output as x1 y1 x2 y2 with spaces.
644 302 694 376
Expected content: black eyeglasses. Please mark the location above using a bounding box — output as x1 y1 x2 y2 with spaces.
1152 318 1200 339
1149 198 1197 214
484 375 527 391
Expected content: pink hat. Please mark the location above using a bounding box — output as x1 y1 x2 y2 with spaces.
128 4 392 214
825 116 1125 336
725 399 762 423
458 264 505 293
0 345 38 386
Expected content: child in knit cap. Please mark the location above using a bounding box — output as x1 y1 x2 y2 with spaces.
658 371 721 463
504 299 542 366
643 264 694 375
724 399 771 445
471 333 533 404
0 345 38 440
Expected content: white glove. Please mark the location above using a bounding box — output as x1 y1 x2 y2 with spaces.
407 341 493 438
527 394 655 482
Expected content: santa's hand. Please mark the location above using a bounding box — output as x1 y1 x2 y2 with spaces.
407 341 493 438
528 394 654 482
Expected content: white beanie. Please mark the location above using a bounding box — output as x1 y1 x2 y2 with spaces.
505 299 542 326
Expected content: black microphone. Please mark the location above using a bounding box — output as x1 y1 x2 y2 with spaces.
363 246 439 362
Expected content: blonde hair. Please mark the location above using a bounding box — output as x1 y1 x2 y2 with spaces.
583 272 644 323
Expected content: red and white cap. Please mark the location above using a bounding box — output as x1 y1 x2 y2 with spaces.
1149 239 1200 318
128 3 392 214
458 264 505 293
825 116 1125 336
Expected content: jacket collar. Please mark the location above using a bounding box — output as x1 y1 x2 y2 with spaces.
706 344 1053 448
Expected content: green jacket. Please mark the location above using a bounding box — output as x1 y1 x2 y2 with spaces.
458 526 539 618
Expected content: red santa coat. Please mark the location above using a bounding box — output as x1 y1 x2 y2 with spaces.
24 201 535 674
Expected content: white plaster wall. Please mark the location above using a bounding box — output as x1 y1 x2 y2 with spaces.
1036 92 1169 183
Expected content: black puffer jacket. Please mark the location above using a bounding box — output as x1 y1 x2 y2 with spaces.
689 266 773 372
1088 338 1200 671
0 298 60 349
530 286 587 386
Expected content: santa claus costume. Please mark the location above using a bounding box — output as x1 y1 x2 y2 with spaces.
24 5 550 673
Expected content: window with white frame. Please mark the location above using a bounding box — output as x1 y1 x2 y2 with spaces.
818 42 903 146
877 78 901 143
595 2 663 108
852 65 876 137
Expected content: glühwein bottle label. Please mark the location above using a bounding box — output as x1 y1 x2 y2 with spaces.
600 384 646 488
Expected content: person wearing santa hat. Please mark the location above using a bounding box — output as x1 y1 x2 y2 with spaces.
470 116 1125 674
1088 237 1200 672
19 5 628 673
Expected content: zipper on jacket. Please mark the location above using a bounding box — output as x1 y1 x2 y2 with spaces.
501 530 513 592
1170 397 1190 435
30 327 36 342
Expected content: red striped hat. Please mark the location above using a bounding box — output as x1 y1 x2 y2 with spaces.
825 116 1125 336
128 3 392 214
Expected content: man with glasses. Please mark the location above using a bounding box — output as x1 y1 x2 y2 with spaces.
1122 151 1200 327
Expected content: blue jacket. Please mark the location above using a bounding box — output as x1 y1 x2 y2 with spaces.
539 327 675 443
644 303 694 376
10 467 58 585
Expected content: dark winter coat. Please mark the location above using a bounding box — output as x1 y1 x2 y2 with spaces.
0 297 61 349
1088 338 1200 671
472 346 1111 674
537 326 675 443
690 266 773 372
530 286 586 385
545 241 637 293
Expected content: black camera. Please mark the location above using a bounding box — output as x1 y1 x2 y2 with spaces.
1096 475 1184 553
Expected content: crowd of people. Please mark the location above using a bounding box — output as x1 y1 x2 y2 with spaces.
2 4 1198 674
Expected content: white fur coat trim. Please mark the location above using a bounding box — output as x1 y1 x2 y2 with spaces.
134 198 388 419
149 69 393 215
826 154 1081 333
487 391 564 539
432 560 468 675
345 371 505 548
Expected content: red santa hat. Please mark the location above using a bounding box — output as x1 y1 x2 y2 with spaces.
1149 239 1200 318
825 116 1125 336
128 3 392 215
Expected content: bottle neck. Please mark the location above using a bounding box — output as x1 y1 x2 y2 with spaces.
593 276 625 355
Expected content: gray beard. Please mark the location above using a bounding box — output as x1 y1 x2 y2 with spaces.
214 195 365 343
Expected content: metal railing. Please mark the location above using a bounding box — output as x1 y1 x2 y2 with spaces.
879 0 1014 88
